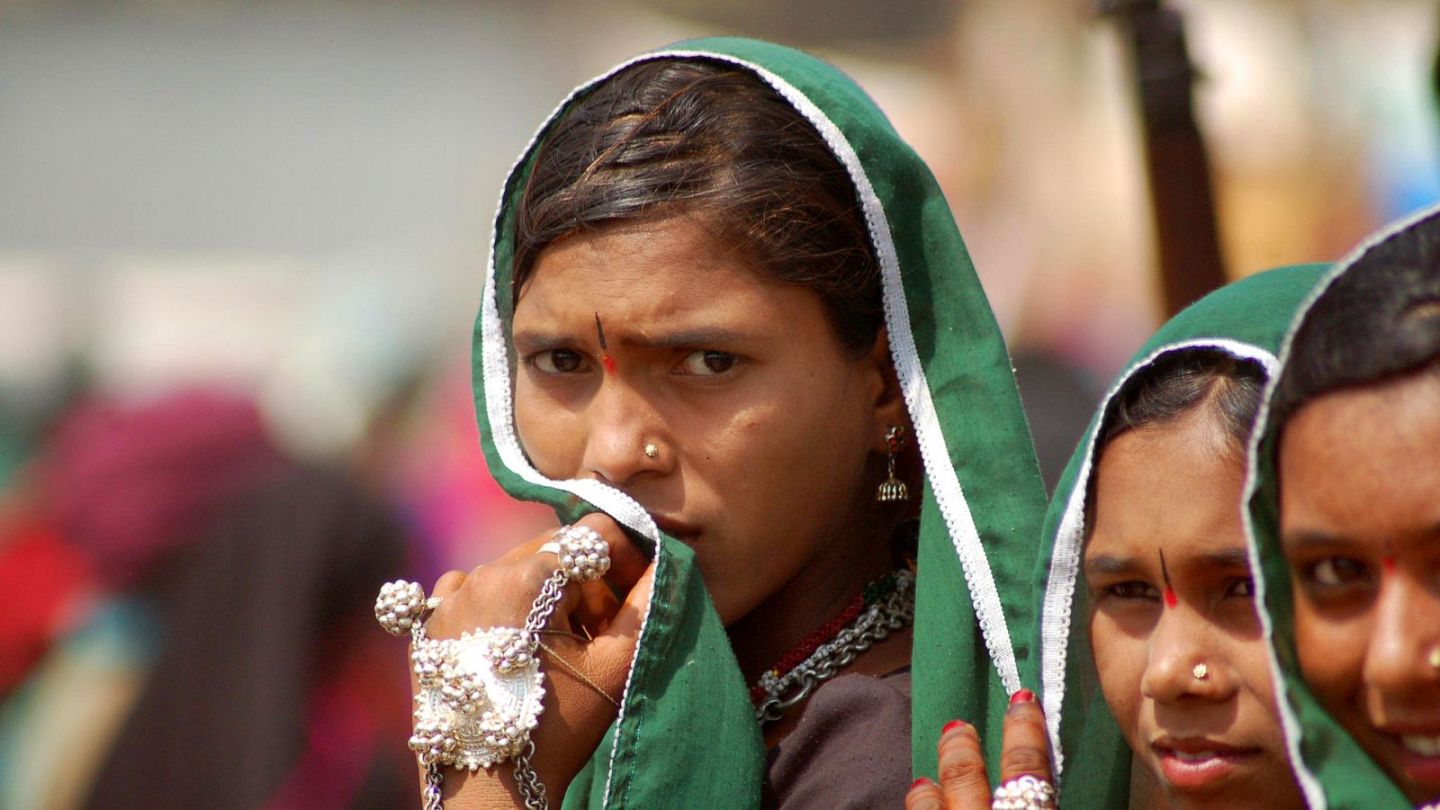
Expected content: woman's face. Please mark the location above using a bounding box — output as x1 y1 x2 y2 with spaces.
1086 405 1301 810
511 216 899 626
1279 371 1440 803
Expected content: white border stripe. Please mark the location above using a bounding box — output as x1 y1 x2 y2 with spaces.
1039 338 1278 780
1240 200 1440 810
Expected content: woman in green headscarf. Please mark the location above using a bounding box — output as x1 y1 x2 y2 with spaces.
1246 205 1440 809
390 38 1048 808
1015 264 1327 810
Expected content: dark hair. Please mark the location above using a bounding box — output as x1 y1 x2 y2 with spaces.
1273 217 1440 421
1099 348 1268 457
511 59 883 353
1084 348 1267 527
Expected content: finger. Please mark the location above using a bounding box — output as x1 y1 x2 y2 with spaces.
998 689 1054 786
539 513 647 632
431 569 467 600
596 559 654 642
493 513 647 583
904 778 946 810
576 562 657 698
934 720 992 807
571 578 622 638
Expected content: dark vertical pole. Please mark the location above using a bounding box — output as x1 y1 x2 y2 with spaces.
1103 0 1228 317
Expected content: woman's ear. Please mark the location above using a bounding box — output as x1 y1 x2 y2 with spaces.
867 330 910 453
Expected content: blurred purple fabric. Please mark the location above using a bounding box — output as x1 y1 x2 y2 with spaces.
37 388 285 586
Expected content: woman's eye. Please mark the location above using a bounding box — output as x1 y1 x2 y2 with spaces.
677 350 738 376
1226 577 1256 599
1105 581 1158 601
532 349 587 374
1309 557 1370 587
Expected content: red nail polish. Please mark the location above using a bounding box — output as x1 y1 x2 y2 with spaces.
942 719 967 736
911 777 932 790
1009 688 1035 705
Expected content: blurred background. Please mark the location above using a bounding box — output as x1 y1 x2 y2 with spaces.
1 1 1436 807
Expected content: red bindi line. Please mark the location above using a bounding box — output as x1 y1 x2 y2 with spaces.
1159 548 1178 609
595 313 617 375
1382 543 1397 575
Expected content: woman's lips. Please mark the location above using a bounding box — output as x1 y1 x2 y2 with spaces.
651 516 699 542
1150 739 1261 791
1393 733 1440 789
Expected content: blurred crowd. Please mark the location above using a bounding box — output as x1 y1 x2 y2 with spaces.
0 380 557 808
1 0 1437 808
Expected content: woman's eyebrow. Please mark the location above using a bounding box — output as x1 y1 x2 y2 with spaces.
626 328 756 349
512 330 577 352
1279 528 1351 552
1084 554 1142 576
1193 548 1253 570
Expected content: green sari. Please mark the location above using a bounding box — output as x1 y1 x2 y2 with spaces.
1032 264 1328 808
1244 205 1440 809
473 37 1047 807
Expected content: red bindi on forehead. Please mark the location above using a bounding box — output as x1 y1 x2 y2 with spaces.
595 312 617 376
1159 548 1179 609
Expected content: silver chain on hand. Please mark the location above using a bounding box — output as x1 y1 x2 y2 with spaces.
422 763 444 810
506 572 569 810
512 741 549 810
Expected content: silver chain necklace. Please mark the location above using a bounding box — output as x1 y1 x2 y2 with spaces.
753 569 916 725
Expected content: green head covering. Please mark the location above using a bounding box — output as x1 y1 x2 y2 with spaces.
474 37 1046 806
1032 264 1329 807
1244 205 1440 809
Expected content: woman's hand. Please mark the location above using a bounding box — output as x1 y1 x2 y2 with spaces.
421 513 656 809
905 690 1056 809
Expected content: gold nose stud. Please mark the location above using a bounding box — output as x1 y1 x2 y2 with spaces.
1192 663 1208 681
643 443 659 459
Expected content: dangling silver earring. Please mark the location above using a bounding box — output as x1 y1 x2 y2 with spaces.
876 425 910 503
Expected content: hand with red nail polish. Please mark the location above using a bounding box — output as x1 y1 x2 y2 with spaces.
904 690 1055 809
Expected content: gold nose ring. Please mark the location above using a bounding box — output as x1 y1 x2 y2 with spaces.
1192 663 1208 681
1428 647 1440 672
644 443 659 459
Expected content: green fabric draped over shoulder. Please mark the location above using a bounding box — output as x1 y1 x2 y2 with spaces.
473 37 1047 807
1031 264 1328 808
1244 206 1440 809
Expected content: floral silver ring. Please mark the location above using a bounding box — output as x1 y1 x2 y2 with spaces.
538 524 611 583
991 774 1056 810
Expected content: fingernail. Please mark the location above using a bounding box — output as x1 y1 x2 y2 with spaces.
910 777 932 790
1009 688 1035 705
941 719 968 736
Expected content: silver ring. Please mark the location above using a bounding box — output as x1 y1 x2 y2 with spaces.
991 774 1056 810
375 579 440 636
546 524 611 582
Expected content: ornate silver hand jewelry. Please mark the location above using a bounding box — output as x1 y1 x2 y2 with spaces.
376 524 611 810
